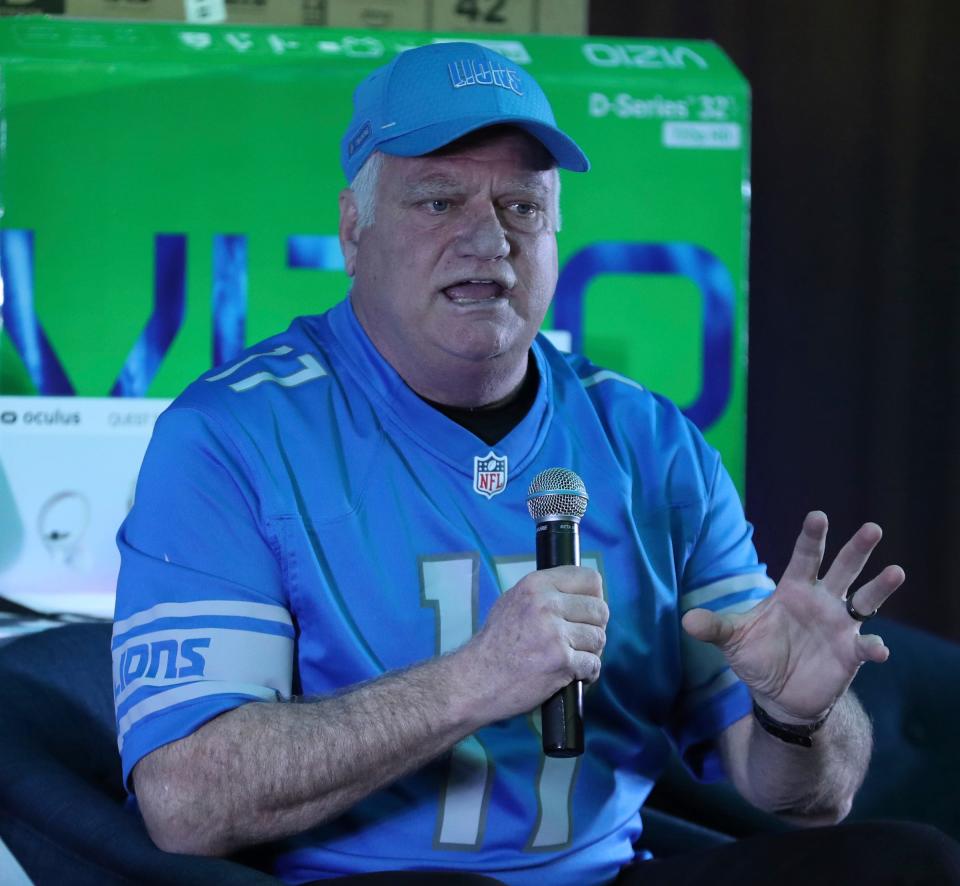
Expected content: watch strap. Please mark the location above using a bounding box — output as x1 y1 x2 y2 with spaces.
752 699 831 748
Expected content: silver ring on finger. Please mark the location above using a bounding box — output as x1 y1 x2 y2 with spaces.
846 593 878 623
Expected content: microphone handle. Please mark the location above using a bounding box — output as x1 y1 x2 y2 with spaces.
536 519 584 757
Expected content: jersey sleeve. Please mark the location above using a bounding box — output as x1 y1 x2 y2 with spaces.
112 406 294 791
671 451 774 781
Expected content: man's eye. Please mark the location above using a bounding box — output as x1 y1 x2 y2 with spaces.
511 202 538 216
427 199 450 213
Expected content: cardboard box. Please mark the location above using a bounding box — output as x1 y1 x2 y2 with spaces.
1 0 588 32
0 0 66 14
431 0 586 36
325 0 428 30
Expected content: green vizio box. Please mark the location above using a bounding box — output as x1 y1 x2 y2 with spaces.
0 19 750 615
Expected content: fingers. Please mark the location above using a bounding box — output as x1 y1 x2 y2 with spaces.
555 592 609 627
781 513 902 620
546 624 604 686
779 511 828 585
530 566 608 627
849 564 906 615
530 569 606 684
570 649 603 684
565 622 607 656
856 633 890 664
821 522 883 597
681 608 736 648
539 565 604 598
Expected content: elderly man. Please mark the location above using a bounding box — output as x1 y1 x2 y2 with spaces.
112 42 957 884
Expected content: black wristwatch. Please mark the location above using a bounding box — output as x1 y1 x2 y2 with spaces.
751 699 831 748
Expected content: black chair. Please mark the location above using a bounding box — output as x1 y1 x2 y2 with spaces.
0 622 279 885
2 617 958 882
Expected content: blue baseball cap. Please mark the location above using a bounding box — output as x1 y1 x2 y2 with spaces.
340 41 590 181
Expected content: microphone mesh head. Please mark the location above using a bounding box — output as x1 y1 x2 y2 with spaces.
526 468 588 521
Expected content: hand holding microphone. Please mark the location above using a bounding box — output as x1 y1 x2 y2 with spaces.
526 468 595 757
462 468 605 752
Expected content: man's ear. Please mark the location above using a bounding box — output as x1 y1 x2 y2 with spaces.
338 188 360 278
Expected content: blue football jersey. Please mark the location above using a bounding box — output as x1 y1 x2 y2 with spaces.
113 298 772 885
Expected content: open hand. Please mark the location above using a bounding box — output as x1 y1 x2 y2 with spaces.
682 511 905 724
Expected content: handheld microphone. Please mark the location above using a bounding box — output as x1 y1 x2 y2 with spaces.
526 468 589 758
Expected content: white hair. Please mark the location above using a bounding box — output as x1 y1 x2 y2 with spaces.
350 150 384 232
348 149 563 233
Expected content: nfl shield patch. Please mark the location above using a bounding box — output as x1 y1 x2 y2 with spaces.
473 451 508 499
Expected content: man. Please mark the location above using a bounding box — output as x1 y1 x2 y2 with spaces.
112 42 955 884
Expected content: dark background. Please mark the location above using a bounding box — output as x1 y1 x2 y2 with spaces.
589 1 960 641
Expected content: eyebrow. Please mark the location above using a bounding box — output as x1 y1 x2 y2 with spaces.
401 175 464 201
500 179 552 199
401 174 552 201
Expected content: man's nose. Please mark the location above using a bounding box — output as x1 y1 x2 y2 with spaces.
455 204 510 260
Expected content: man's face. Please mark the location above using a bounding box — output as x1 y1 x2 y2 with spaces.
341 128 559 405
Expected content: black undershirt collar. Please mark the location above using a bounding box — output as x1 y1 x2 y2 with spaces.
420 355 539 445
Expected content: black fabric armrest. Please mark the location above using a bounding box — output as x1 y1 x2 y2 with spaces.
0 622 280 885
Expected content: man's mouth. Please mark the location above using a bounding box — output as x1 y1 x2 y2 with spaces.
442 280 506 304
